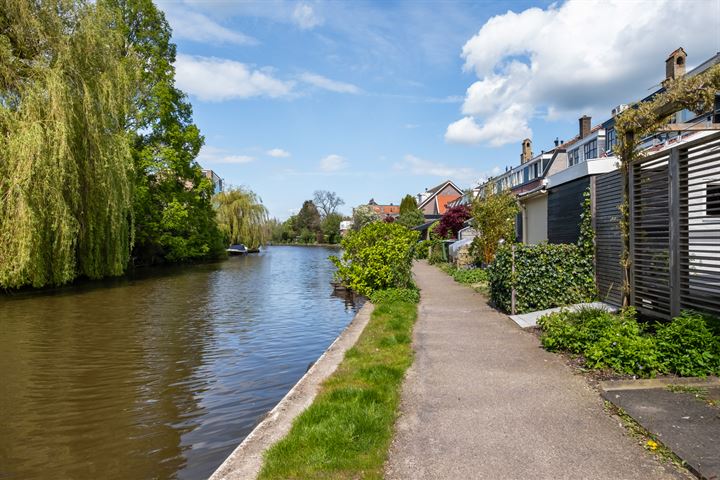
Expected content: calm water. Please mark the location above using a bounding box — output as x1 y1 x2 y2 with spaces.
0 246 360 480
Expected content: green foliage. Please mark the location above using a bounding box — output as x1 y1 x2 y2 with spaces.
396 208 425 228
331 222 418 296
450 267 487 284
0 0 138 287
259 298 417 479
538 307 720 378
369 288 420 305
470 182 519 264
214 187 269 250
578 187 594 259
322 212 343 244
414 240 430 260
488 243 596 313
352 204 381 231
399 194 418 214
296 200 322 236
654 311 720 377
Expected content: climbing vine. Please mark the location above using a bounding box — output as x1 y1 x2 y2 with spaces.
613 64 720 305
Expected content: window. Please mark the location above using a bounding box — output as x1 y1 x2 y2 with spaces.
708 183 720 216
583 140 597 160
568 148 579 166
606 128 617 154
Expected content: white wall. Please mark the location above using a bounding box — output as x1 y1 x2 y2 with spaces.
523 195 548 245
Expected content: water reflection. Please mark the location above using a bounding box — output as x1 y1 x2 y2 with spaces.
0 247 360 480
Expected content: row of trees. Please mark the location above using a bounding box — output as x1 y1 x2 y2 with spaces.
0 0 268 288
271 191 346 244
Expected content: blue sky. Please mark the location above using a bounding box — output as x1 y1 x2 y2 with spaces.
158 0 720 219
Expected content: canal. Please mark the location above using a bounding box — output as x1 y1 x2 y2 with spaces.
0 246 360 480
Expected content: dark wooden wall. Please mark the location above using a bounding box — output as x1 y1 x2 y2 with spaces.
547 177 590 244
595 171 623 306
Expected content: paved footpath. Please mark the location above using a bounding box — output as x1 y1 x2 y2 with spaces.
384 261 684 480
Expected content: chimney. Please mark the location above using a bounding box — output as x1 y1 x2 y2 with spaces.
579 115 591 139
554 137 560 147
665 47 687 82
520 138 533 164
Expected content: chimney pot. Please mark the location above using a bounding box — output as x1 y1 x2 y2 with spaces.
554 137 560 147
520 138 533 164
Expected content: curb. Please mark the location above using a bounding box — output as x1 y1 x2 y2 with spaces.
208 301 375 480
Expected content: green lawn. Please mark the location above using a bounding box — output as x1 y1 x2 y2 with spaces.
436 262 489 295
258 298 418 479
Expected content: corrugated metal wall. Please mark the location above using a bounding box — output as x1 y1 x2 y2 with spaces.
595 171 623 306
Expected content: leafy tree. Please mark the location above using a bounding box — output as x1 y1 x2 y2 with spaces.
352 205 381 230
0 0 138 288
397 208 426 228
322 213 343 244
313 190 344 218
296 200 322 237
214 187 269 250
434 205 471 239
470 182 519 264
399 194 419 214
105 0 224 265
330 222 419 296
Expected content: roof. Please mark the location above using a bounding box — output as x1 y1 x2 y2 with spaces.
370 204 400 215
437 194 462 214
418 180 464 210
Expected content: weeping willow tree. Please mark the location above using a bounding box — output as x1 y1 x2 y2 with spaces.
214 187 269 250
0 0 138 288
614 64 720 306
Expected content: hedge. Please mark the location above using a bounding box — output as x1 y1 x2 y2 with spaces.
487 243 595 313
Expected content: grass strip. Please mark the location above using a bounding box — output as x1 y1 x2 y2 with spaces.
258 298 418 479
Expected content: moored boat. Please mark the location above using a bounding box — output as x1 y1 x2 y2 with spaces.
227 244 248 255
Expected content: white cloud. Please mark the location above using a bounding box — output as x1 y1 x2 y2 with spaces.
162 8 257 45
197 146 255 165
299 73 361 94
320 154 348 172
394 154 490 185
175 54 294 102
449 0 719 147
293 3 323 29
266 148 291 158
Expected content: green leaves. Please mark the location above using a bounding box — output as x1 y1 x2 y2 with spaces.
332 222 418 297
470 182 518 264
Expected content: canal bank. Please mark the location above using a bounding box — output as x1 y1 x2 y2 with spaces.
209 302 374 480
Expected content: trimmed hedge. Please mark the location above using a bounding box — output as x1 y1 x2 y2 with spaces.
487 243 595 313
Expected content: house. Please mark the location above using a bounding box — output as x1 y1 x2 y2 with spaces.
367 199 400 220
202 169 223 194
417 180 464 218
339 220 353 236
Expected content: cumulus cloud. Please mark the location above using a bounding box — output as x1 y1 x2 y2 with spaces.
320 154 348 172
198 146 255 165
162 8 257 45
293 2 323 29
299 73 361 94
447 0 718 147
393 154 494 185
175 54 294 102
266 148 291 158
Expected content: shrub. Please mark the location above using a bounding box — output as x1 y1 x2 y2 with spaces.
369 288 420 305
538 307 621 353
331 222 418 296
487 243 595 313
414 240 430 259
655 311 720 376
451 267 487 284
584 320 662 376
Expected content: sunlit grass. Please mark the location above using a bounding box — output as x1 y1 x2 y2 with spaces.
258 299 418 479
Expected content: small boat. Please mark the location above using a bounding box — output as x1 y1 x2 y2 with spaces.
227 244 248 255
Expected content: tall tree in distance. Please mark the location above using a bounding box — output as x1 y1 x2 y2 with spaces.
296 200 323 242
105 0 224 264
214 187 269 250
313 190 344 218
399 194 418 214
0 0 138 288
397 194 425 228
